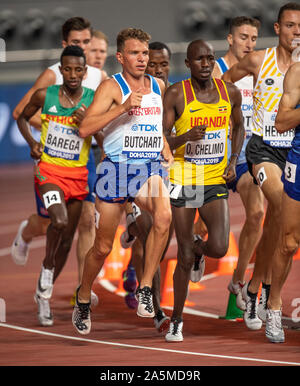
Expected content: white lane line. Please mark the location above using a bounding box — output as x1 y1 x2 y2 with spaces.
0 323 299 366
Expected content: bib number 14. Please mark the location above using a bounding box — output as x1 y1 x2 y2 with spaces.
43 190 62 209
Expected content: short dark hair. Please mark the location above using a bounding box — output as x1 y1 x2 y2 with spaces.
229 16 261 34
277 2 300 23
149 41 171 58
61 17 92 41
60 45 86 65
117 28 151 52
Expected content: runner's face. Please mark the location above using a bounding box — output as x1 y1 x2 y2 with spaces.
275 10 300 53
146 49 170 86
229 24 258 61
60 56 86 90
86 37 108 69
63 29 92 56
186 43 215 81
117 39 149 76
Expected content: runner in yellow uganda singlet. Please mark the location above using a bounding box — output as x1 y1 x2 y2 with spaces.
170 77 231 186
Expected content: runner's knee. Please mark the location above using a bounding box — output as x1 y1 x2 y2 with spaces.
51 217 68 233
206 238 228 259
153 207 172 233
281 233 299 257
246 207 264 230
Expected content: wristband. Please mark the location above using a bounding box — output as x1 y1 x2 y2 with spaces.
230 153 239 158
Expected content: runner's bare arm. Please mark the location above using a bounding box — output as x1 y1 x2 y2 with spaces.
222 50 264 83
163 83 206 150
276 63 300 133
17 88 47 159
222 83 244 182
79 79 143 138
13 68 56 130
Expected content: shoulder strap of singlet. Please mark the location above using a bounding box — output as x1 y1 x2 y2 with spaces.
112 73 130 97
147 74 161 96
214 78 229 103
183 79 194 105
216 57 229 75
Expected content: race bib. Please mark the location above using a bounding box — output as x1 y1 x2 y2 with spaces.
44 120 84 160
184 129 226 165
284 161 297 183
263 111 294 148
43 190 61 209
122 123 163 160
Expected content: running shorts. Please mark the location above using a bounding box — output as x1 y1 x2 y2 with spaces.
34 161 89 216
95 157 168 204
282 149 300 201
170 183 228 208
226 162 249 192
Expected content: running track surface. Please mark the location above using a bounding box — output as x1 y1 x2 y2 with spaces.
0 163 299 367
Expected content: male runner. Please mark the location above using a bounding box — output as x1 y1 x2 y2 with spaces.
72 28 173 335
121 42 173 333
222 2 300 330
11 17 104 306
16 46 94 326
265 61 300 343
87 29 109 74
163 39 245 342
212 16 265 311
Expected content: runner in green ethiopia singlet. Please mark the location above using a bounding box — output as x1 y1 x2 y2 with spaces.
40 85 94 168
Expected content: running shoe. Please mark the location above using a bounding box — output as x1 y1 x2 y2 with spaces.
190 235 205 283
165 319 183 342
34 294 53 327
227 279 246 311
136 286 155 317
265 308 285 343
154 310 170 333
123 265 137 293
258 285 270 322
11 220 30 266
120 213 136 249
72 287 91 335
242 283 262 330
36 265 54 299
70 289 98 307
124 292 138 309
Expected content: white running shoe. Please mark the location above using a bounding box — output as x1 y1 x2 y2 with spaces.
228 279 246 311
36 265 54 299
153 310 170 333
265 309 285 343
258 286 269 322
34 294 53 327
72 287 91 335
11 220 30 265
91 290 99 307
165 320 184 342
136 286 155 318
120 213 136 249
242 283 263 330
190 235 205 283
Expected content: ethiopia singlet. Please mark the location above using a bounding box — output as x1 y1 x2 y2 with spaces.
253 47 294 147
216 57 253 165
170 78 231 186
40 85 94 167
102 73 163 164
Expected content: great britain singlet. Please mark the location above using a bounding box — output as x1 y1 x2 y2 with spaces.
252 47 294 147
102 73 164 164
216 57 253 165
170 78 231 186
40 85 94 167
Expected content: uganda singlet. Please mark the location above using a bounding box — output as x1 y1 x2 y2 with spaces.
170 78 231 186
40 85 94 167
252 47 294 147
102 72 163 164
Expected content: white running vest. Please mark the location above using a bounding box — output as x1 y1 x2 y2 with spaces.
252 47 294 147
103 73 164 164
216 57 253 165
